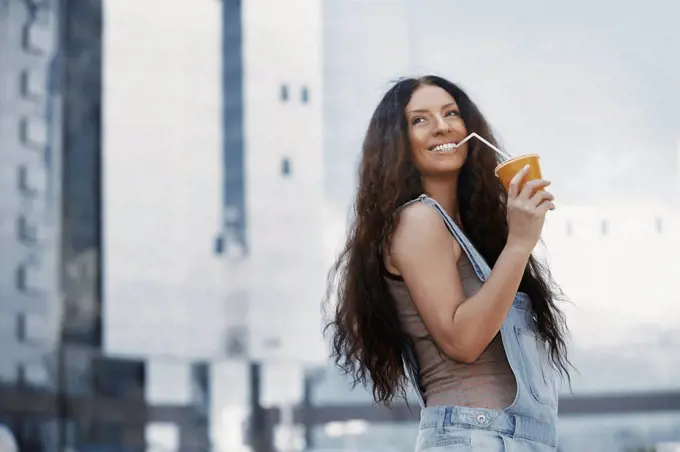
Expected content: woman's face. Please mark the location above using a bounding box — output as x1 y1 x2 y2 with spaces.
404 85 469 177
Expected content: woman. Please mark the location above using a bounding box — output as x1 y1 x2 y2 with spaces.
325 75 570 451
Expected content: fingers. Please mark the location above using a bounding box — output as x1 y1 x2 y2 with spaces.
507 165 529 199
508 187 556 215
539 200 556 213
530 189 555 208
507 165 551 200
518 178 551 201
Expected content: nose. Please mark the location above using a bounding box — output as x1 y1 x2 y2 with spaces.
432 114 451 135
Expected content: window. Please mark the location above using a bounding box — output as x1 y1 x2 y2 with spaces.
17 215 39 244
191 363 210 420
63 347 93 396
22 21 52 54
16 313 49 343
146 361 192 405
20 69 47 100
32 4 53 28
92 357 145 399
16 265 29 292
146 423 180 452
17 164 47 195
224 326 247 358
16 260 47 294
19 117 48 150
19 362 52 389
301 86 310 104
18 166 34 195
214 235 225 255
280 84 289 102
16 315 26 341
281 157 291 177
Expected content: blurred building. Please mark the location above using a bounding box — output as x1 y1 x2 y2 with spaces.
0 0 147 450
101 0 233 449
1 1 213 450
99 0 326 448
3 0 325 449
0 0 62 389
240 0 327 369
3 0 678 451
541 206 680 451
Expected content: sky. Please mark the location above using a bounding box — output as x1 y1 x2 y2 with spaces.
323 0 680 210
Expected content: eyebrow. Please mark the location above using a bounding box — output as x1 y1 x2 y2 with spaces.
406 102 458 115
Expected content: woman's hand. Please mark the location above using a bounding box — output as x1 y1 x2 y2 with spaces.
505 165 555 253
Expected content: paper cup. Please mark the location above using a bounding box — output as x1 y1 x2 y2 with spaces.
494 154 542 192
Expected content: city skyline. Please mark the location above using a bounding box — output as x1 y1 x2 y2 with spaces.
1 0 678 450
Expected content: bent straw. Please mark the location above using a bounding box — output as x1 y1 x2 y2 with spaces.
455 133 513 161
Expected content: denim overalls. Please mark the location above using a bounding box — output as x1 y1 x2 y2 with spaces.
401 195 561 451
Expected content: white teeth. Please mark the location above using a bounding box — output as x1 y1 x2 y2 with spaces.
431 143 457 153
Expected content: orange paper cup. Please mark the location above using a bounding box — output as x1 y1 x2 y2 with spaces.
494 154 542 192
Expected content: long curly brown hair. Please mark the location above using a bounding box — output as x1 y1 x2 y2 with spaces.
324 75 571 406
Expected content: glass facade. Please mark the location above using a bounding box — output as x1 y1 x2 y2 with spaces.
221 0 247 258
0 2 63 449
1 1 211 450
0 0 60 382
59 0 103 348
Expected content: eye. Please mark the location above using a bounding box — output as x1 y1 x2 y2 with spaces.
445 109 460 117
411 116 426 125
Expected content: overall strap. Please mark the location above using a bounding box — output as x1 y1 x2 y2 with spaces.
415 194 492 281
397 195 496 408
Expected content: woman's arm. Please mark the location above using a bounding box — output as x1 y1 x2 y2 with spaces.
391 202 530 363
391 168 554 363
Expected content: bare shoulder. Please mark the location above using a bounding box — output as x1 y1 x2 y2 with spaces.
391 202 461 262
394 201 445 238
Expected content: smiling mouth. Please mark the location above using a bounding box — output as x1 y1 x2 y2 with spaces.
428 141 459 153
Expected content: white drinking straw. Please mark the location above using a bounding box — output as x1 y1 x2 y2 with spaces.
455 133 513 161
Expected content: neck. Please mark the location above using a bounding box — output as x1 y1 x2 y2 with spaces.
422 176 460 223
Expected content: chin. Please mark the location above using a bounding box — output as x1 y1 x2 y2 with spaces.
422 163 464 178
432 155 466 171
